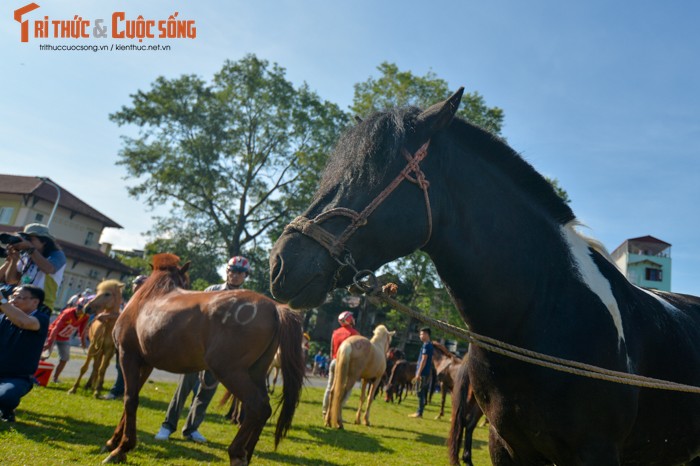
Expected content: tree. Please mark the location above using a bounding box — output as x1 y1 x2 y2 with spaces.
352 62 504 135
111 54 349 282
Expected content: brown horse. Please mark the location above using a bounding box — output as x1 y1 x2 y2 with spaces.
447 357 484 466
68 279 124 398
101 254 305 466
326 324 395 428
432 342 463 419
384 359 416 404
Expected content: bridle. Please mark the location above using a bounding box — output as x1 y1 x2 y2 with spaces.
283 140 433 289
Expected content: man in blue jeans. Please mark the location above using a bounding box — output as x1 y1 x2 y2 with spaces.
409 327 434 418
0 285 50 422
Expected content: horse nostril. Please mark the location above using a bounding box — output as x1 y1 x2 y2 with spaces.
270 255 283 285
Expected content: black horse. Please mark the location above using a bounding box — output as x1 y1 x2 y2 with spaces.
270 89 700 465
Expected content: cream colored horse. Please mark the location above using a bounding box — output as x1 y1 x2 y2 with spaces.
267 333 309 393
326 324 395 428
68 279 124 398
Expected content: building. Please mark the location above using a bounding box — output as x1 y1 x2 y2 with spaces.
611 235 671 291
0 174 137 308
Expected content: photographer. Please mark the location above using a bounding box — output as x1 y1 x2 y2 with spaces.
0 285 50 422
0 224 66 311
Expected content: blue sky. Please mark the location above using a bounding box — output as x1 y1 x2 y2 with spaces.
2 1 699 295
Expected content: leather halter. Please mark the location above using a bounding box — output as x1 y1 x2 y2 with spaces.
284 140 433 272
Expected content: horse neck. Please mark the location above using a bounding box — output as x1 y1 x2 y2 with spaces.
423 141 576 341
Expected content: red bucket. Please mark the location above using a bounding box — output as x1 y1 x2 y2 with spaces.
34 361 55 387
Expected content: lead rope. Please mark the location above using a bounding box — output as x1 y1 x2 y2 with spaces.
363 283 700 394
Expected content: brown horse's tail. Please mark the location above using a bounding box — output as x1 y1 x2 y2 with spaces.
330 341 351 428
448 361 471 466
273 305 305 448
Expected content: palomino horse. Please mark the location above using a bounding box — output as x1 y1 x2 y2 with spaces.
447 356 484 466
431 342 462 419
102 254 305 466
68 279 124 398
267 332 309 394
270 90 700 464
326 324 394 428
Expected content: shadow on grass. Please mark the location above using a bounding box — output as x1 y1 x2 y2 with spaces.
256 450 345 465
19 411 223 463
304 425 392 454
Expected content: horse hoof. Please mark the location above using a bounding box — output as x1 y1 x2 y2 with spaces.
101 442 115 453
67 389 76 395
102 452 125 464
230 457 248 466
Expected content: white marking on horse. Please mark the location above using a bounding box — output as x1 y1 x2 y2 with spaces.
235 302 258 326
562 223 626 345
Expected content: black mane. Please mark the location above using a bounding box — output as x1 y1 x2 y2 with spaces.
319 105 575 225
318 107 419 196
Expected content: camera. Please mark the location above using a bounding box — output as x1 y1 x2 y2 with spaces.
0 283 14 300
0 232 27 246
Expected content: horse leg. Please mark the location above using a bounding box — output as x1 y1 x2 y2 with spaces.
219 370 271 466
103 358 153 464
460 403 483 466
94 347 114 397
436 383 447 419
363 378 380 426
271 367 280 394
68 351 93 394
355 379 368 425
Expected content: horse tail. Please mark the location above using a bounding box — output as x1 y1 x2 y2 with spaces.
273 305 305 448
448 361 470 466
331 341 352 427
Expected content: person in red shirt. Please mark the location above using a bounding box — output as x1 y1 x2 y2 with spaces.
42 296 90 383
322 311 360 417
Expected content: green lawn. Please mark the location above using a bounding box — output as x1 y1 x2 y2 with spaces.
0 378 490 465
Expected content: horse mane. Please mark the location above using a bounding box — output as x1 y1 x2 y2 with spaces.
126 268 181 312
320 104 575 226
318 107 416 196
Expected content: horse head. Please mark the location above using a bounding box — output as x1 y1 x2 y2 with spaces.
270 89 464 309
84 279 125 315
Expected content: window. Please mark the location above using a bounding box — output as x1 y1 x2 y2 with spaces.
85 231 95 246
34 213 44 222
0 207 14 224
645 268 662 282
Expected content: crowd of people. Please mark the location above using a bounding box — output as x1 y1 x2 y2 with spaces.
1 223 432 440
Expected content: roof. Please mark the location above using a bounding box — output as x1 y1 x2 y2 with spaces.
1 225 136 275
0 174 121 228
626 235 671 247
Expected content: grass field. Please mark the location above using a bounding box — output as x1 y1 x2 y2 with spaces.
0 377 491 465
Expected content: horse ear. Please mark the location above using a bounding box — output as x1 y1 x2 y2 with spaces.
414 87 464 139
180 261 191 274
389 330 396 337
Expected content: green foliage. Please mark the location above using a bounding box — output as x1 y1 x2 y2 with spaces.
1 381 490 465
112 54 349 277
544 176 572 204
352 62 504 135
